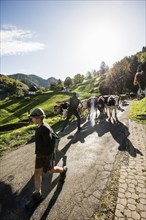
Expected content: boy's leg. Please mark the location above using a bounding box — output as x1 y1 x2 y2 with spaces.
25 167 43 207
49 166 63 173
34 168 43 193
49 166 68 181
73 110 81 130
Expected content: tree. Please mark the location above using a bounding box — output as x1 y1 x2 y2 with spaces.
92 69 97 77
7 81 19 96
99 61 109 76
104 58 130 94
64 77 73 89
50 82 57 91
57 79 63 90
73 74 84 84
86 71 92 79
138 52 146 63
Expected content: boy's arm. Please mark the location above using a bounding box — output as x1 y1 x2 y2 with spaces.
41 128 54 155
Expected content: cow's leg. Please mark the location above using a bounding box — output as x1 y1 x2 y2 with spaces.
87 108 90 120
109 107 112 119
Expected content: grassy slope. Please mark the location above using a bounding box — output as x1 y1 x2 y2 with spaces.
0 91 71 155
73 77 100 99
0 92 70 125
129 97 146 124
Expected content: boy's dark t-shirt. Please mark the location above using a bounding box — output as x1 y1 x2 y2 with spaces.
35 122 54 156
69 96 80 110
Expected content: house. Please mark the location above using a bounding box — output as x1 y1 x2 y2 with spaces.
28 85 37 95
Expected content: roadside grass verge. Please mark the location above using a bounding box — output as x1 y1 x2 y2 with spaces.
129 97 146 124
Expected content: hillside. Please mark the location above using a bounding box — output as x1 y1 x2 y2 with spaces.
9 73 58 88
72 76 100 99
0 91 71 155
0 74 29 99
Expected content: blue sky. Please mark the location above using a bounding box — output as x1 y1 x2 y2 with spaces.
1 0 146 80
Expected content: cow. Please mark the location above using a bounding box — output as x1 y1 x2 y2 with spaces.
54 101 69 118
97 95 120 121
119 94 127 106
97 95 106 114
133 61 146 97
106 95 119 120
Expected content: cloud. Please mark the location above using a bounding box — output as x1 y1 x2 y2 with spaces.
0 25 45 56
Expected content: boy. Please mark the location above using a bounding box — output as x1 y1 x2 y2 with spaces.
28 107 67 204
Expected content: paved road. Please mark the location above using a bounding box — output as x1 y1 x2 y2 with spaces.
0 101 142 220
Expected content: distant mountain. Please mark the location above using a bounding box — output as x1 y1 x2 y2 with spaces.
9 73 58 88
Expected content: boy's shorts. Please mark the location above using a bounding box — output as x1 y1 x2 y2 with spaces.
35 155 55 173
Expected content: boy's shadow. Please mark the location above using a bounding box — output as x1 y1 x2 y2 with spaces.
0 153 67 220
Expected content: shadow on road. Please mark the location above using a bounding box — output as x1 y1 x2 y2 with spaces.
0 173 65 220
60 115 143 158
0 138 69 220
40 180 64 220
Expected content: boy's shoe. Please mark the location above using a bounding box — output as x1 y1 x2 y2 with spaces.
60 166 68 181
25 192 43 208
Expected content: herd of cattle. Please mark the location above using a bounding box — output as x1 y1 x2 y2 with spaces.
54 93 133 121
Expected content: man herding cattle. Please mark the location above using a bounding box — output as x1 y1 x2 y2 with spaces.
60 92 82 133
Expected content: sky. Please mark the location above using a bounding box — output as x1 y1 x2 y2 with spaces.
0 0 146 80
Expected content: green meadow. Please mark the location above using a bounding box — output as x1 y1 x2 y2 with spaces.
0 92 72 155
129 97 146 124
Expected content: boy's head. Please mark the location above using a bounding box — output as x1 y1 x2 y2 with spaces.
30 108 46 119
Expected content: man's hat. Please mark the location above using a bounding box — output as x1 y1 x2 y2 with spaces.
30 108 46 118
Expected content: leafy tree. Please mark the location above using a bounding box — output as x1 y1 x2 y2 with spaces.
57 79 63 90
6 81 20 96
64 77 73 89
73 74 84 84
92 69 97 77
138 52 146 63
86 71 92 79
99 61 109 76
104 58 130 94
50 82 57 91
99 77 109 94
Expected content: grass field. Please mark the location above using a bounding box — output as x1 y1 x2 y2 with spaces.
0 91 71 155
129 97 146 124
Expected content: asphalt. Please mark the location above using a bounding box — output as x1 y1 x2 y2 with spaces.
0 100 146 220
